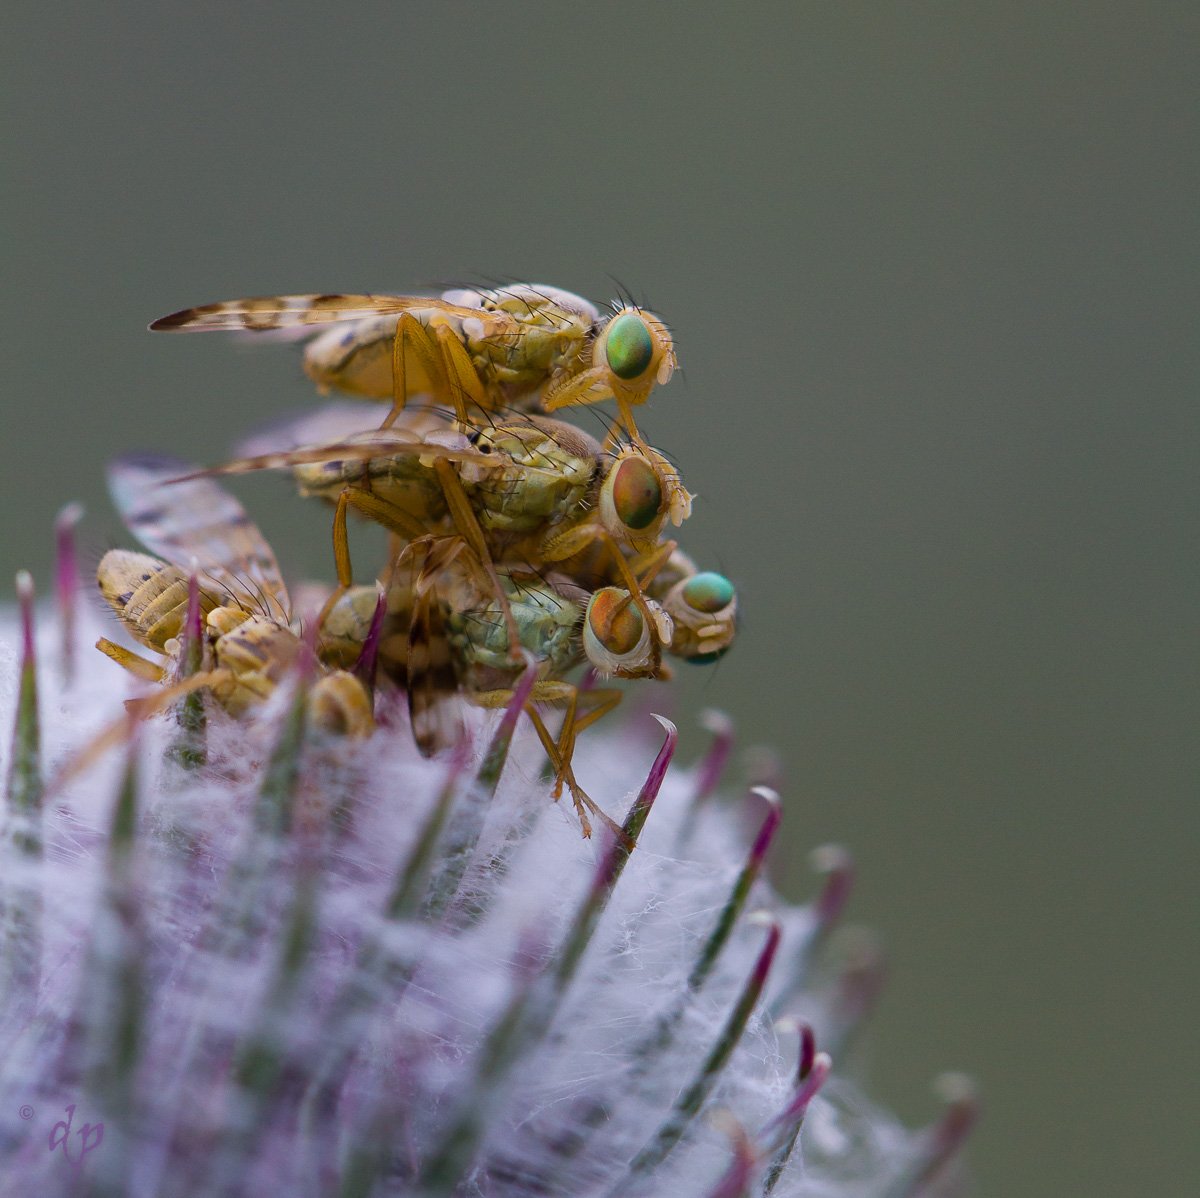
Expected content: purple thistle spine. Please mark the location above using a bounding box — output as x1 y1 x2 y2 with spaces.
167 566 206 770
3 571 43 1018
882 1074 981 1198
616 918 784 1191
352 583 387 694
53 503 83 688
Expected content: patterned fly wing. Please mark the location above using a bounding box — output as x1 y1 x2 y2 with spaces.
107 454 290 625
148 293 498 334
401 537 468 757
232 401 382 460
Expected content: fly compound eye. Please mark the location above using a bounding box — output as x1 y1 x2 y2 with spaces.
604 312 655 380
665 571 738 664
604 454 663 534
583 587 652 674
599 447 669 541
681 571 736 614
586 588 643 655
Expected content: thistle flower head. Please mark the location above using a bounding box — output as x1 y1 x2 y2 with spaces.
0 573 976 1197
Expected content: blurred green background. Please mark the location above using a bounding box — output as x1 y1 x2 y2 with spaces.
3 4 1196 1194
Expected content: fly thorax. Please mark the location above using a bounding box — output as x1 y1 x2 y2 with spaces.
207 606 252 637
461 425 595 533
215 617 302 681
449 580 579 674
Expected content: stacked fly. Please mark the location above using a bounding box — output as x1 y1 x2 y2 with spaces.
97 284 738 833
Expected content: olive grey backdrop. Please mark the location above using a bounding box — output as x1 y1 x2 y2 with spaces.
3 5 1196 1195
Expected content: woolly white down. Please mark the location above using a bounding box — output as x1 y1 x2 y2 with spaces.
0 603 958 1198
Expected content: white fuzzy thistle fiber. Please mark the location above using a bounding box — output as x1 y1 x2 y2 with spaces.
0 604 973 1198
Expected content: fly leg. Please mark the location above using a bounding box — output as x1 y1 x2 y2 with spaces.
626 540 677 588
432 322 491 424
430 459 522 662
523 700 625 841
541 522 672 668
315 488 356 634
469 682 625 840
383 313 491 429
341 485 432 542
541 366 612 415
382 312 445 429
553 685 624 802
95 639 166 682
601 533 672 656
614 395 652 457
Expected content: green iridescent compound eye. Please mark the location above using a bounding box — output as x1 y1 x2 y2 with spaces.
682 571 735 613
611 457 662 531
605 313 654 380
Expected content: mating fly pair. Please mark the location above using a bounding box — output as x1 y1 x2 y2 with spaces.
186 401 727 832
93 436 678 834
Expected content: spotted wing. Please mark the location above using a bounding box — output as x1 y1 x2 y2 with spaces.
440 283 601 324
173 427 503 483
407 588 465 757
149 293 501 334
403 539 466 757
107 454 290 624
233 402 383 459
